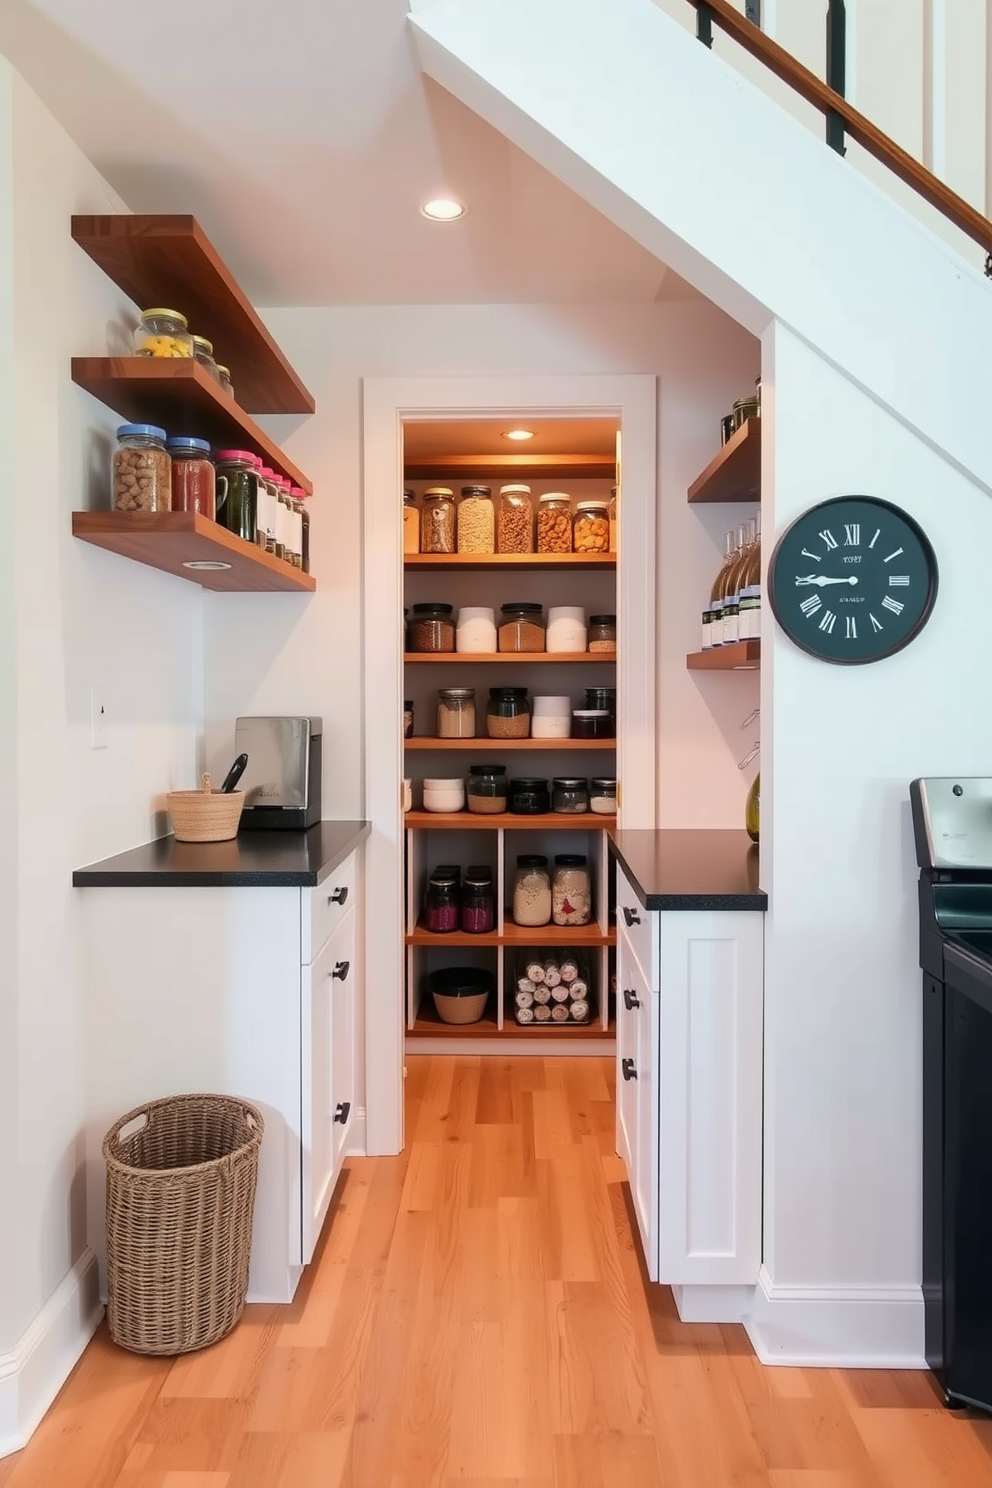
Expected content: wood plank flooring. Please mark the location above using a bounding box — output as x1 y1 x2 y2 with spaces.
3 1055 992 1487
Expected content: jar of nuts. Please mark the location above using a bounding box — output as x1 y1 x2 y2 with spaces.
573 500 610 553
537 493 572 554
113 424 172 513
421 487 456 554
457 485 495 554
498 484 534 553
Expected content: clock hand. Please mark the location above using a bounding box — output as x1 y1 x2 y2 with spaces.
794 575 859 588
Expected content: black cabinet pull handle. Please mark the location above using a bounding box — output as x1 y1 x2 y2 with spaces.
332 960 350 981
334 1101 351 1124
622 988 640 1011
621 1058 637 1082
330 886 349 906
622 906 641 927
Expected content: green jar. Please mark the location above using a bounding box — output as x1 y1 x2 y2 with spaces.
214 449 258 544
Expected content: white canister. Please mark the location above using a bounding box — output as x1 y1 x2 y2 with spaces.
422 777 466 813
456 606 497 653
531 695 572 739
546 605 587 653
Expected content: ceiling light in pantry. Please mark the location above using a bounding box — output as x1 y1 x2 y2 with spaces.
421 197 466 221
503 429 535 441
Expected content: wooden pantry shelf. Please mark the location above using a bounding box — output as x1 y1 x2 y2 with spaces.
71 358 312 493
404 553 615 572
686 640 760 670
407 1005 613 1040
71 215 314 415
404 455 615 481
687 418 761 504
406 921 615 948
498 1016 614 1040
71 511 316 593
404 811 614 831
404 652 615 665
409 1003 501 1038
404 737 616 751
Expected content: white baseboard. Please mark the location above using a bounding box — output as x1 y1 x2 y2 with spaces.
0 1249 103 1458
743 1264 926 1368
347 1106 368 1157
672 1283 755 1324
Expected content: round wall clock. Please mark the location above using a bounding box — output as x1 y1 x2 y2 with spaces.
768 496 938 664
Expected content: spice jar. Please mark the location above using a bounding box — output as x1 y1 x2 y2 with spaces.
133 308 192 359
216 365 235 398
461 866 495 934
425 868 460 933
403 489 419 555
547 606 587 653
573 501 610 553
437 688 476 739
277 480 296 563
609 487 618 553
486 687 531 740
457 485 495 554
733 394 759 429
409 602 455 653
498 484 534 553
509 778 550 814
190 335 221 383
214 450 259 543
513 855 552 927
166 437 222 520
552 854 592 926
421 486 456 554
552 777 589 815
404 701 414 739
456 607 497 654
498 603 545 653
423 777 465 813
590 777 617 814
588 614 616 653
466 764 509 815
584 686 616 722
293 487 311 573
531 696 571 739
537 493 572 554
113 424 171 512
255 465 278 554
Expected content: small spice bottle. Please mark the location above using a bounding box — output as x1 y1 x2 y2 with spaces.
216 364 235 398
190 335 221 383
403 488 419 554
421 487 456 554
437 688 476 739
293 487 311 573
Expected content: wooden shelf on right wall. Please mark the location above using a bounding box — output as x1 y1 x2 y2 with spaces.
686 641 761 671
687 418 760 504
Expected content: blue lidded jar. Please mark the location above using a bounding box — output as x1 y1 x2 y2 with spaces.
113 424 171 512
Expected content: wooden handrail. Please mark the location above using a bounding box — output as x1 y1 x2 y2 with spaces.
687 0 992 261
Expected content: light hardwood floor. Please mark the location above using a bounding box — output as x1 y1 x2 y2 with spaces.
2 1055 992 1487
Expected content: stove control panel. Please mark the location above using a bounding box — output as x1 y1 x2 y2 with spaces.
911 777 992 870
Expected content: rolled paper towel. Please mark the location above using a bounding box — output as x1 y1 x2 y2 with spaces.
544 962 562 988
515 989 534 1010
570 999 590 1022
533 984 552 1005
534 1003 552 1022
560 956 579 984
568 979 588 1001
517 977 537 994
516 1005 535 1024
551 983 569 1003
526 959 545 983
551 1003 570 1022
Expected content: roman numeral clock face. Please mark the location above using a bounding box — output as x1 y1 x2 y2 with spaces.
768 496 938 664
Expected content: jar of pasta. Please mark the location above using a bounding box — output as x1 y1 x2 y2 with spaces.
573 501 610 553
497 485 534 553
421 487 456 553
537 493 572 554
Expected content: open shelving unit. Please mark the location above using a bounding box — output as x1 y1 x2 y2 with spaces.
686 416 761 672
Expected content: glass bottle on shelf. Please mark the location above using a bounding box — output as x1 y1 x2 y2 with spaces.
723 521 755 647
739 717 759 843
738 511 762 640
703 531 736 649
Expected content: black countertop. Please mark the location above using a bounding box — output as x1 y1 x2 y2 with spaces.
609 829 766 911
73 820 370 889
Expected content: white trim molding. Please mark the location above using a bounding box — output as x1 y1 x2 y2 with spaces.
743 1264 926 1368
0 1249 103 1458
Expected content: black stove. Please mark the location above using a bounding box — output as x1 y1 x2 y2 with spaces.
912 777 992 1412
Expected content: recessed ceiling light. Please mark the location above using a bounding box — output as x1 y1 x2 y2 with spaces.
182 560 233 571
503 429 535 441
421 197 465 221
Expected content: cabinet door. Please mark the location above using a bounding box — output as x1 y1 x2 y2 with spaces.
617 929 659 1279
302 907 355 1262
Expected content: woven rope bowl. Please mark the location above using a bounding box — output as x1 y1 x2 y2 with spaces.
167 772 244 842
102 1093 264 1355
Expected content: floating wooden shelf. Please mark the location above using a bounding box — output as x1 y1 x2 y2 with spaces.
687 419 761 504
71 358 312 493
407 1006 614 1040
404 652 615 665
404 455 615 481
686 640 761 671
404 737 616 752
406 920 615 948
71 511 316 593
404 553 615 572
404 811 614 831
71 215 314 415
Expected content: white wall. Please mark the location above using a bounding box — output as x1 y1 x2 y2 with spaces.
203 299 760 829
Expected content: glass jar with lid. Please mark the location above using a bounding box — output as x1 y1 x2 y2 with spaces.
403 488 419 554
552 777 589 815
113 424 172 512
587 614 616 653
573 501 610 553
289 489 305 568
466 764 509 815
166 437 223 520
497 484 534 553
254 465 278 554
133 308 192 359
216 364 235 398
590 777 617 814
461 866 495 934
293 487 311 573
421 486 456 553
409 602 456 653
552 854 592 926
509 778 550 815
214 450 259 543
498 603 545 653
437 688 476 739
486 687 531 739
190 335 221 383
584 686 616 721
513 855 552 927
457 485 495 554
276 479 294 562
537 493 573 554
425 868 460 933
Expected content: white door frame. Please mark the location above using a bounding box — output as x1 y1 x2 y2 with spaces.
362 374 658 1154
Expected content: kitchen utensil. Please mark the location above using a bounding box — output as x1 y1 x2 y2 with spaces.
220 753 249 793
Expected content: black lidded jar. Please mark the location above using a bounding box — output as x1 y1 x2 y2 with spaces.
509 777 550 815
552 777 590 814
486 685 531 740
461 864 495 934
466 763 509 815
409 602 456 653
584 686 616 720
424 867 460 933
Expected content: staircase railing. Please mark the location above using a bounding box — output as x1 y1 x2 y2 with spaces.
688 0 992 268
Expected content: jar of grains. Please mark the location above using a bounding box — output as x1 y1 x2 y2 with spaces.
590 777 617 814
498 603 546 653
609 487 618 553
421 486 456 553
588 614 616 653
437 687 476 738
461 866 495 934
487 687 531 739
456 607 497 653
509 777 551 814
409 603 456 652
513 855 552 926
552 777 590 814
546 606 587 653
552 854 592 926
113 424 171 512
457 485 495 554
425 868 460 933
166 437 221 520
498 484 534 553
537 493 572 554
466 764 509 814
403 489 419 554
573 500 610 553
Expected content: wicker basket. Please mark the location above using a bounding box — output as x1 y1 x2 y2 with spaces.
103 1093 264 1356
167 772 244 842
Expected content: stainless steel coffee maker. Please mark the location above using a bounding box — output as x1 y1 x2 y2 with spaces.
234 716 322 830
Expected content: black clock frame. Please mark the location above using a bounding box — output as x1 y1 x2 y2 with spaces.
767 495 938 666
